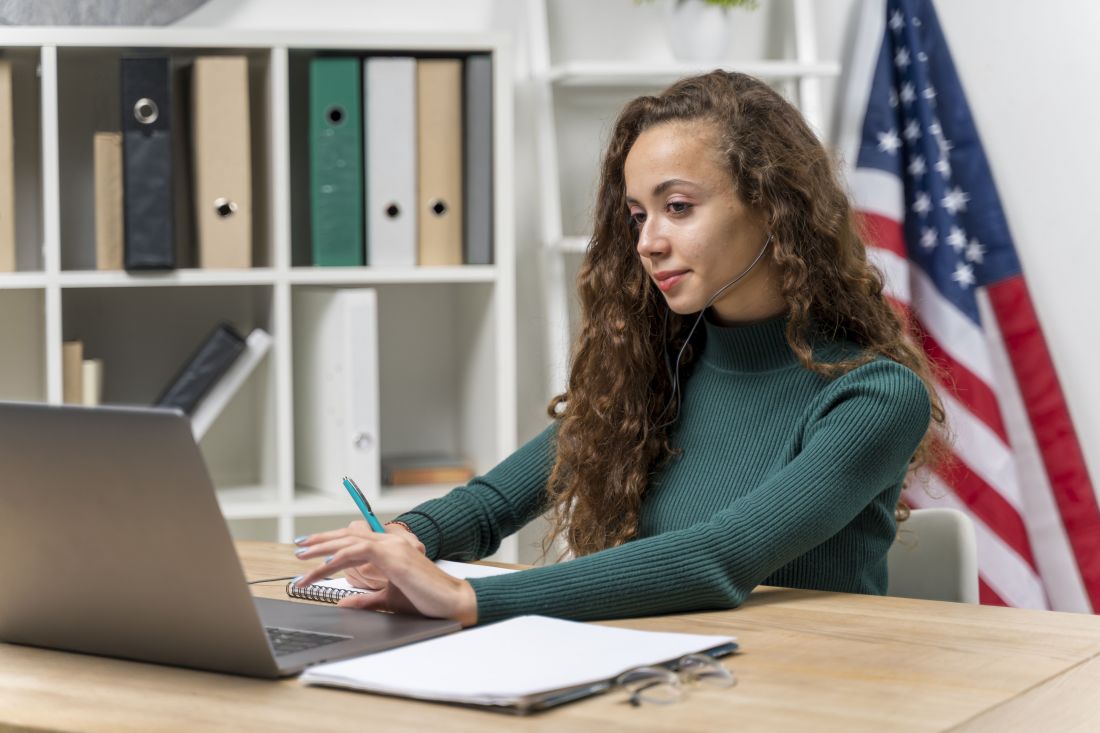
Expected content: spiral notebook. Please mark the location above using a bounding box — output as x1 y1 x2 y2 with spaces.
286 560 516 604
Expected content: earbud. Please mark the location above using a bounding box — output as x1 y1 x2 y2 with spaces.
656 234 773 429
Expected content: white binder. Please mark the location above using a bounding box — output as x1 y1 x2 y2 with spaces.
365 57 417 267
293 288 380 498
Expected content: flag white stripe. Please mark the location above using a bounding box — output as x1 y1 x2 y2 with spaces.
910 474 1049 609
852 168 905 222
865 243 911 303
938 390 1024 514
865 247 997 385
976 291 1093 612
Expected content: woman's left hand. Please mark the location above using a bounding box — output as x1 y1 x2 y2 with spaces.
293 526 478 627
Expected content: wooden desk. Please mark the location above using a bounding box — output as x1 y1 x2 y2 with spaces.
2 541 1099 732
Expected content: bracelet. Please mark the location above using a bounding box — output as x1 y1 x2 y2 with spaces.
385 520 416 538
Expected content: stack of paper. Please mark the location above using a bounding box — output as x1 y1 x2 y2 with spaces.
300 615 736 712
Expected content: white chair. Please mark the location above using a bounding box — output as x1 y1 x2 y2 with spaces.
886 508 979 604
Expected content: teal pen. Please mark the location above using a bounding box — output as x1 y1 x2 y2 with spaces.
342 476 387 533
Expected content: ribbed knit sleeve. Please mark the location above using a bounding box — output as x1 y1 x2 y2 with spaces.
468 360 931 624
393 425 557 561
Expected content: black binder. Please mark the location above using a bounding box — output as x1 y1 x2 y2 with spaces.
155 323 246 415
121 56 176 270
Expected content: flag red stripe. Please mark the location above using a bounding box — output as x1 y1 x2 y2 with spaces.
914 316 1011 444
987 277 1100 611
881 294 1012 445
860 211 908 259
979 578 1009 607
935 452 1039 571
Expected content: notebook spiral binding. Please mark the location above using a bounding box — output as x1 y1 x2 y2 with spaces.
285 581 359 604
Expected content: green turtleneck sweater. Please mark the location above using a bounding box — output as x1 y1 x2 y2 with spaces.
396 316 931 625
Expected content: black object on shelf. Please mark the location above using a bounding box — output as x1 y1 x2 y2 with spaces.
121 56 177 270
155 322 246 414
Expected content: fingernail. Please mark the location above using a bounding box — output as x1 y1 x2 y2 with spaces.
324 555 334 563
293 535 308 545
291 575 303 587
294 548 308 557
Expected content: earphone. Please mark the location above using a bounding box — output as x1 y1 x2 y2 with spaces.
655 234 774 429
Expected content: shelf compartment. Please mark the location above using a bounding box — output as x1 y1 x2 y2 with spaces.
225 517 280 542
56 46 275 272
288 281 497 516
376 282 498 494
217 484 281 520
0 288 46 401
60 285 278 492
293 483 455 517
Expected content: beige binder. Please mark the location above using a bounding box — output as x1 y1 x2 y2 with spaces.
416 59 463 266
192 56 252 269
62 341 83 405
0 60 15 273
93 132 124 270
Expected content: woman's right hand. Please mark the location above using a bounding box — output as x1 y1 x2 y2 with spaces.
341 521 425 589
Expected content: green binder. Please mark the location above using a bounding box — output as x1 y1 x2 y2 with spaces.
309 57 364 266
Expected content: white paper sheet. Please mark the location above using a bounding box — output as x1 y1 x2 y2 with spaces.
300 615 736 707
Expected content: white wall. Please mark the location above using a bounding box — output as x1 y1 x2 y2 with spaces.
178 0 1100 507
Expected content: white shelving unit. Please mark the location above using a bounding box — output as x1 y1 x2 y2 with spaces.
527 0 840 395
0 28 517 559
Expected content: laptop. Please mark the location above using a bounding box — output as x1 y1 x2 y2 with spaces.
0 402 461 678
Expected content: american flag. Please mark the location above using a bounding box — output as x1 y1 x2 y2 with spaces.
836 0 1100 611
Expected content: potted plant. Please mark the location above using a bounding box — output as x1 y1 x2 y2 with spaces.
653 0 761 63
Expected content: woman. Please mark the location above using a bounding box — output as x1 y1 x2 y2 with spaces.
293 71 944 627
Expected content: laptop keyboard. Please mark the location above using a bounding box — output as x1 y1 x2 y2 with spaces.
265 626 351 656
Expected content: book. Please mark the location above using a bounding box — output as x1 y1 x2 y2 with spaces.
190 328 272 440
286 559 515 604
93 132 124 270
416 59 463 266
62 341 83 404
155 323 246 415
365 56 417 267
309 57 364 266
192 55 252 269
81 358 103 406
0 59 13 272
463 54 493 265
300 615 738 713
120 56 176 270
381 454 474 486
293 288 378 497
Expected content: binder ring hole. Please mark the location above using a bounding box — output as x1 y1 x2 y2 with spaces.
430 199 448 217
214 198 238 218
326 105 346 125
133 98 159 125
385 203 401 219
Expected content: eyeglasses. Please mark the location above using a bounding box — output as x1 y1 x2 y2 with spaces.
615 654 736 707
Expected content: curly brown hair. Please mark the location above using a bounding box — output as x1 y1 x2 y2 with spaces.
543 70 946 558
